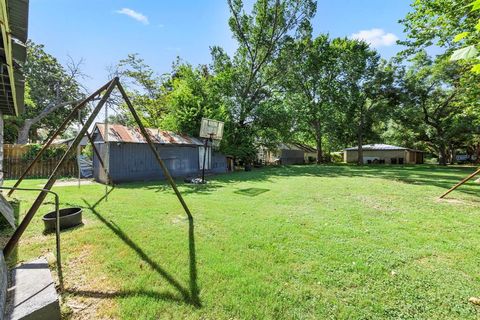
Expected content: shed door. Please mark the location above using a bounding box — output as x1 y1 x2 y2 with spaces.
199 146 211 170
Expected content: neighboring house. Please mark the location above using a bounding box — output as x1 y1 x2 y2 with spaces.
343 144 424 164
257 143 306 165
91 123 228 183
292 143 317 163
52 135 89 149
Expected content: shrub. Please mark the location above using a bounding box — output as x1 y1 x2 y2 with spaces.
21 143 72 161
330 152 343 163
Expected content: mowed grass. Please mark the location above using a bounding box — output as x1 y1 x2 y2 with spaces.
2 164 480 319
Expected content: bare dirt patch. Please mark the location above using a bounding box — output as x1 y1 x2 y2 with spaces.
39 179 97 187
435 197 465 205
61 244 119 319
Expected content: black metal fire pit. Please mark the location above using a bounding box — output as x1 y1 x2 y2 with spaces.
43 207 83 232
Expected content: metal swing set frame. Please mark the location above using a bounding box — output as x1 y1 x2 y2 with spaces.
2 77 194 276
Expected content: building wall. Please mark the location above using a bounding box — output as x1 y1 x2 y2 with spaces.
344 149 417 164
257 147 305 165
211 152 228 173
304 152 317 163
280 149 305 165
93 142 227 183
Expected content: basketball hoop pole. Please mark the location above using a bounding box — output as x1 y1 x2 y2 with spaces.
201 133 213 183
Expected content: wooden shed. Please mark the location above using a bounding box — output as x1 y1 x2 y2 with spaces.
91 123 228 183
343 144 424 164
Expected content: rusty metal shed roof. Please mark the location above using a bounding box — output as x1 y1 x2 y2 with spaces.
94 123 204 146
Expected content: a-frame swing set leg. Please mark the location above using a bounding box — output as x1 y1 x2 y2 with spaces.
439 167 480 198
3 77 194 258
7 81 112 197
3 78 118 256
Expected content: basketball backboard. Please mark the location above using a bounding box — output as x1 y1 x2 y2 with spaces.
200 118 224 140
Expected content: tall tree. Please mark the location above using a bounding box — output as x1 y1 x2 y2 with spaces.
212 0 316 163
399 0 477 57
338 40 395 164
277 33 342 163
162 63 226 136
7 42 84 144
396 53 480 165
115 55 228 137
114 54 167 128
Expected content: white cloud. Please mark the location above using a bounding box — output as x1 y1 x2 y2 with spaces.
116 8 149 25
350 28 399 47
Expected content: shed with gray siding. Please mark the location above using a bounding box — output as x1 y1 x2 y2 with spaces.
257 143 306 165
91 123 227 183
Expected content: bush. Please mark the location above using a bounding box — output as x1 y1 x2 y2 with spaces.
330 152 343 163
22 143 72 161
82 143 93 158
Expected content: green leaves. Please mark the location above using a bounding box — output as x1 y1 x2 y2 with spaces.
450 45 479 61
445 1 480 69
453 32 470 42
470 0 480 11
470 63 480 73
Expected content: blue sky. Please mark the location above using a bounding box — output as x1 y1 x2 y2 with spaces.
29 0 412 91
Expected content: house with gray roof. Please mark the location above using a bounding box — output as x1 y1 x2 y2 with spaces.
343 144 424 164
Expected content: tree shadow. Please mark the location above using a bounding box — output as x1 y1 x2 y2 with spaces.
87 164 479 199
63 288 186 305
119 182 224 196
219 164 480 197
77 188 201 307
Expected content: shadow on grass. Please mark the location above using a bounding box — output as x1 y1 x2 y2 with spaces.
223 165 479 197
132 182 224 195
76 187 201 308
63 288 186 304
110 164 479 198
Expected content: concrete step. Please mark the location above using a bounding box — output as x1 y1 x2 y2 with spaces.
4 258 60 320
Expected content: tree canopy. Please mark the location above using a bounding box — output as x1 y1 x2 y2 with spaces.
16 0 480 167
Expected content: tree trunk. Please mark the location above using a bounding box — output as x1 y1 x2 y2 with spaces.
438 143 448 166
316 137 322 164
17 119 33 144
313 120 323 164
15 99 81 145
357 133 364 165
357 109 364 165
449 146 456 165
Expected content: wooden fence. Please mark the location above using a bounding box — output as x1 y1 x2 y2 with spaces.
3 144 78 179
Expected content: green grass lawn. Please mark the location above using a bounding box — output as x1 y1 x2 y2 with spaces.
1 164 480 319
